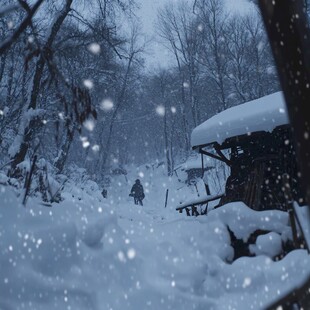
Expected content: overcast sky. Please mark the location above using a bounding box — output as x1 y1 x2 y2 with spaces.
137 0 254 70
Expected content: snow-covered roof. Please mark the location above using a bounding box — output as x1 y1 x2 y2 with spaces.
191 92 289 148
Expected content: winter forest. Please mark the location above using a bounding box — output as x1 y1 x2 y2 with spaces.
1 0 310 309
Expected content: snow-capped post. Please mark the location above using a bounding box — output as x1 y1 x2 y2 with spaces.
164 189 169 208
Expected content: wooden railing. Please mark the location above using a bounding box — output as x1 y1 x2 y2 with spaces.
176 193 224 216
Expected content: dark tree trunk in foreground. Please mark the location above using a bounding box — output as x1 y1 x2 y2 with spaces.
258 0 310 308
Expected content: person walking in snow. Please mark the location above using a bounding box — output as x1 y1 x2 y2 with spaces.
129 179 145 206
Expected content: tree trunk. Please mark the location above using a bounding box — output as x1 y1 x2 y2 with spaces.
9 0 73 175
54 125 74 173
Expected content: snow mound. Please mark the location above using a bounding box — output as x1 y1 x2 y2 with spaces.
249 232 283 257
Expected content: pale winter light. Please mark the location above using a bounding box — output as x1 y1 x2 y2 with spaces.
88 43 101 54
83 79 94 89
100 99 114 111
156 105 165 116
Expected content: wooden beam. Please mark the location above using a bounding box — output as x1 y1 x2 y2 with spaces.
200 149 227 163
214 143 232 166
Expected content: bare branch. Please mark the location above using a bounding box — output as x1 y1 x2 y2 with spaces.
0 0 44 55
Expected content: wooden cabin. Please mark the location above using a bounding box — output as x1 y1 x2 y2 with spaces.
190 92 305 211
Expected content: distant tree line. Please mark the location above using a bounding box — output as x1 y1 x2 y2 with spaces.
137 0 280 175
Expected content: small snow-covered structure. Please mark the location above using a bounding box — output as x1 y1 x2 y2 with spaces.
174 156 214 185
190 91 305 211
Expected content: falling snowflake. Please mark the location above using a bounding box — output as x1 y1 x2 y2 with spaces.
88 43 101 54
83 79 94 89
92 145 100 152
100 99 114 111
7 21 13 29
242 277 251 288
118 251 126 262
156 105 165 116
83 119 95 131
127 248 136 260
171 107 176 113
80 137 90 148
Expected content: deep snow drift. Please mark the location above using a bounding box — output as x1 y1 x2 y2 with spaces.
0 163 309 310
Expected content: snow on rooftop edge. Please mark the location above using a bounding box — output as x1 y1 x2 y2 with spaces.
191 92 289 148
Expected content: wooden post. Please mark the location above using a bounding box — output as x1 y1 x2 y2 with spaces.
205 183 211 196
22 155 37 206
282 174 299 248
164 189 169 208
201 153 204 178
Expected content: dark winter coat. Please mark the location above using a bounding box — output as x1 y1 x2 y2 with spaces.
130 183 144 199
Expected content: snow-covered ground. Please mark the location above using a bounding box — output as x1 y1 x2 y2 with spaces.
1 164 310 310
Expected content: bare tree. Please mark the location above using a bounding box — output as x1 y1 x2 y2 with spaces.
196 0 229 111
96 21 146 172
157 1 201 148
